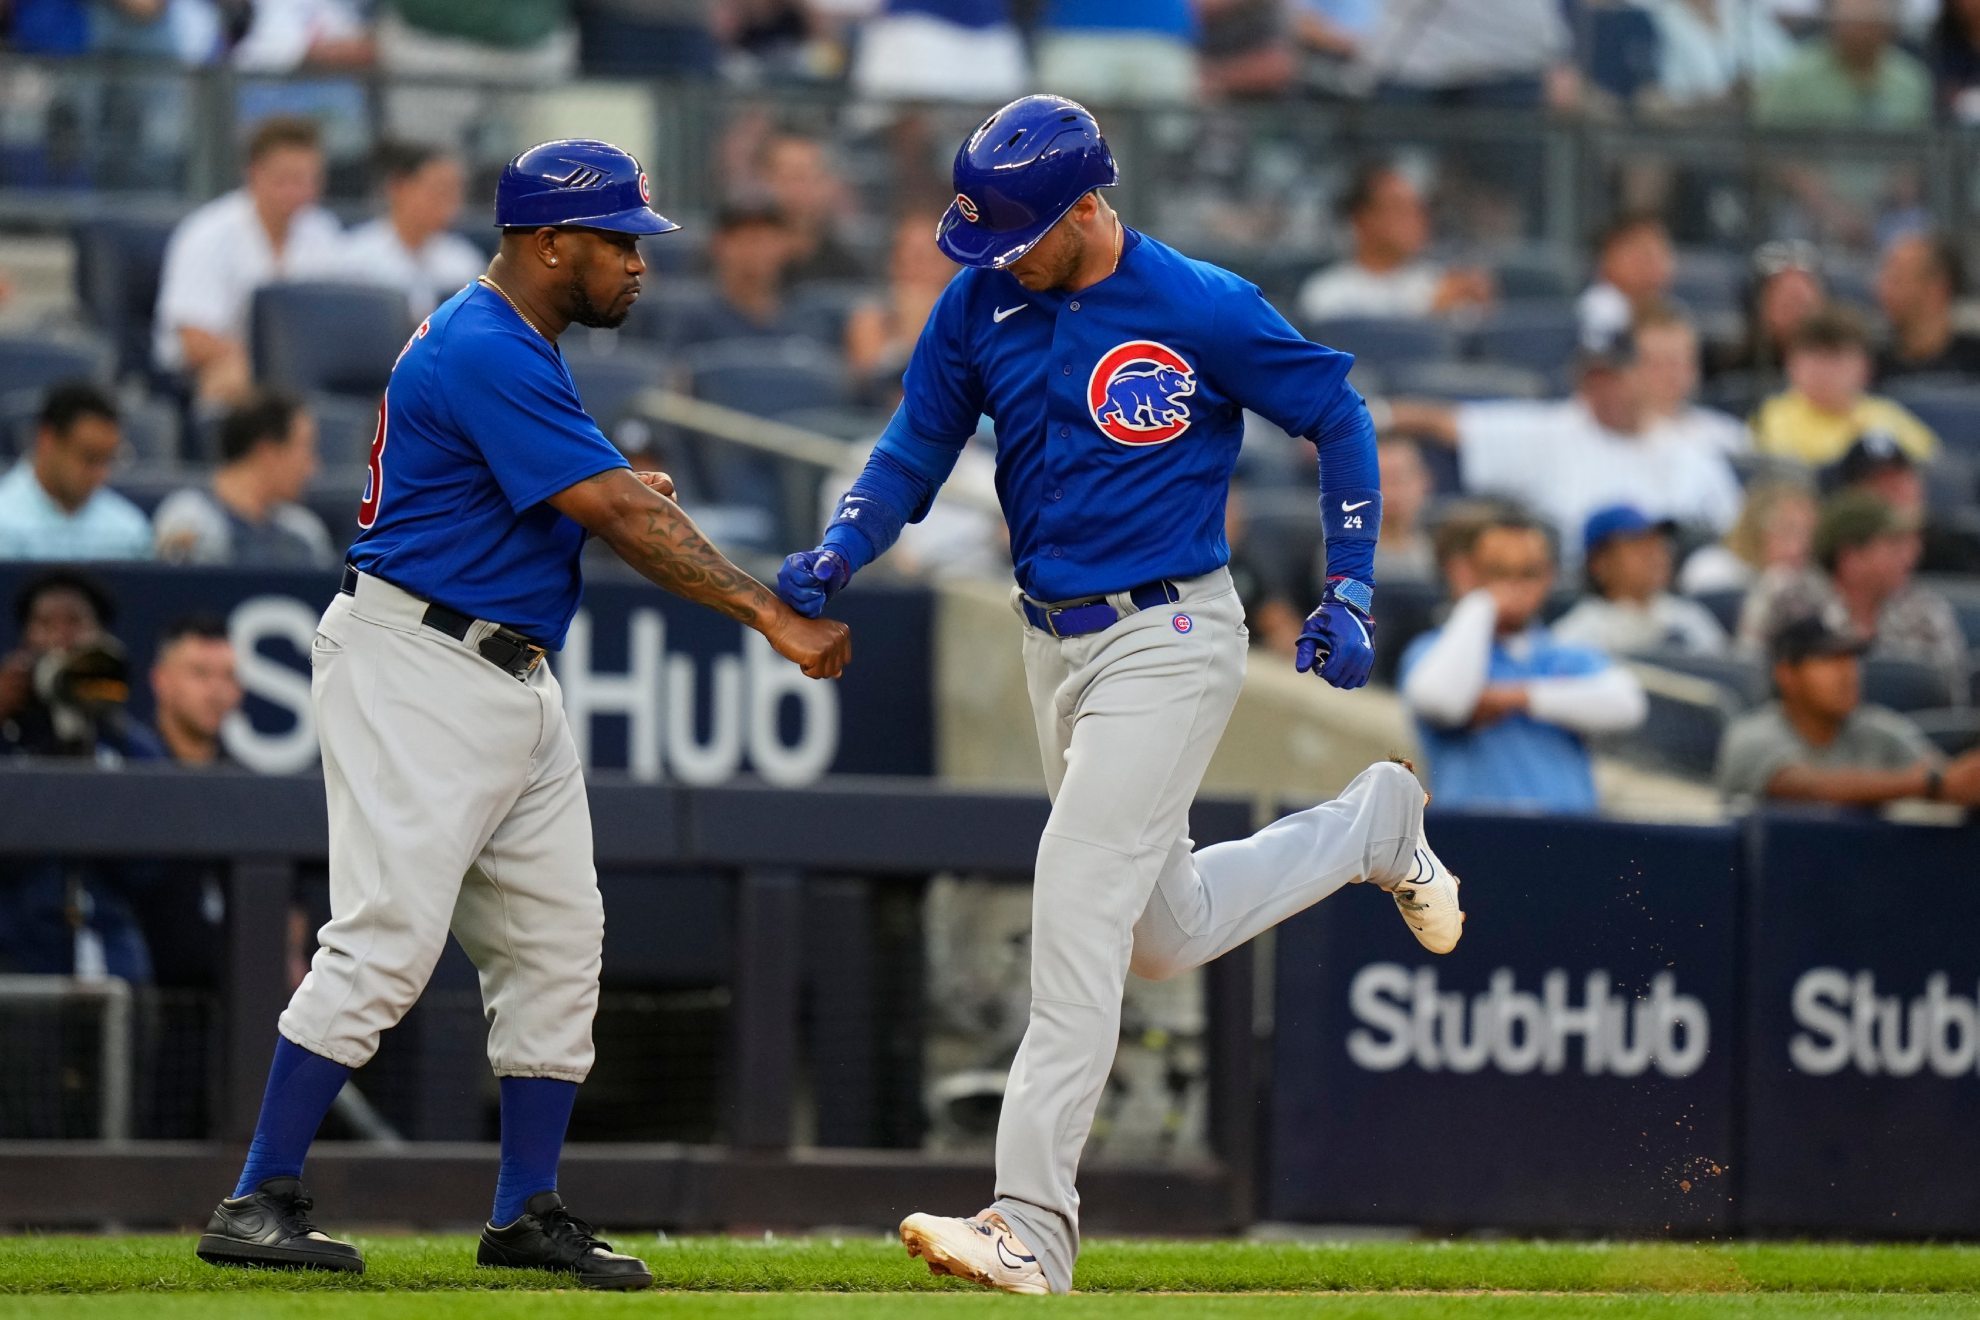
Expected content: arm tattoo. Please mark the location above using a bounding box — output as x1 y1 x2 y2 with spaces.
615 495 778 628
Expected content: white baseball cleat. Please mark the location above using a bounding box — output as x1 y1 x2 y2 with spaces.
899 1209 1049 1295
1390 840 1463 954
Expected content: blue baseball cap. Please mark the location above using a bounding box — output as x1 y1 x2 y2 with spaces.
1582 504 1676 559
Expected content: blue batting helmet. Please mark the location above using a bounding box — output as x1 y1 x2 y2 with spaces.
494 138 680 236
936 95 1118 270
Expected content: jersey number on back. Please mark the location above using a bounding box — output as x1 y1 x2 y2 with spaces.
358 396 388 529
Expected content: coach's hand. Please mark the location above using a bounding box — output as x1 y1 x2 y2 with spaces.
776 546 852 619
766 607 851 679
1295 580 1376 690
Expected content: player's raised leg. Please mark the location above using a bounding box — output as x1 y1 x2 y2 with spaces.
1130 758 1462 984
450 674 651 1291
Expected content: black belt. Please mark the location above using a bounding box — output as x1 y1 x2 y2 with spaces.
1020 579 1181 638
340 564 547 681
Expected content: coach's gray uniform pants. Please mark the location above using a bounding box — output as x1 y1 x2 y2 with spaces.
988 568 1424 1292
279 573 602 1082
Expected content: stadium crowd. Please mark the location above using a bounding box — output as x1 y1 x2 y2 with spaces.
4 2 1980 987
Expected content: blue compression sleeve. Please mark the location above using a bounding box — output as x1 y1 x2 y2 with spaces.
818 415 962 572
1312 388 1380 588
233 1036 350 1195
492 1076 578 1226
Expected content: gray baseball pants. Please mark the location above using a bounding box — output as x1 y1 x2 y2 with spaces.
988 568 1424 1292
279 573 603 1082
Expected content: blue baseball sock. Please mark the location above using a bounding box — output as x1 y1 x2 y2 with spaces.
232 1036 352 1197
492 1077 579 1226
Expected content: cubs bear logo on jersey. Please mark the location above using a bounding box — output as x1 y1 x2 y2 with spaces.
1087 340 1198 446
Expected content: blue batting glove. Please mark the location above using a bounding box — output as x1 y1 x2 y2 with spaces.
1295 578 1376 690
776 546 851 618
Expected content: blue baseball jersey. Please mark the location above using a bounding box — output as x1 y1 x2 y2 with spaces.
346 282 629 648
1398 628 1608 813
891 229 1364 601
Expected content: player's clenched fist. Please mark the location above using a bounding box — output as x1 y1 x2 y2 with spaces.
1295 578 1376 690
766 609 851 679
776 546 852 619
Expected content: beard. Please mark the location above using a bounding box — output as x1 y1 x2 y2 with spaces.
566 267 630 329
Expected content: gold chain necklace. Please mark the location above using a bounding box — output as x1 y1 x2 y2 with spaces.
478 275 548 340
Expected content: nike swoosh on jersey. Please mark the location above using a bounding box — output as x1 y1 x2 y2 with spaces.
993 304 1028 323
1342 499 1373 512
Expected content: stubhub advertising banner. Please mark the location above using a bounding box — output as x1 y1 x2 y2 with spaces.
1743 812 1980 1235
0 564 932 783
1270 812 1742 1233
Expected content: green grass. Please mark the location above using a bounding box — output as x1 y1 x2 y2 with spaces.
1 1236 1977 1318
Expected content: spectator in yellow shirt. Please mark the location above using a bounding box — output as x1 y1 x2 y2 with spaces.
1751 305 1938 466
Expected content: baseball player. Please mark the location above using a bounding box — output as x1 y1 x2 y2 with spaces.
776 96 1463 1296
195 139 850 1289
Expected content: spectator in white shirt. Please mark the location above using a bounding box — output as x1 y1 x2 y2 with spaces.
0 384 151 563
231 0 374 70
154 391 334 569
1554 503 1731 655
1635 0 1797 111
152 116 344 405
1297 162 1495 323
1578 212 1677 341
335 143 485 321
1382 326 1745 570
1636 304 1750 456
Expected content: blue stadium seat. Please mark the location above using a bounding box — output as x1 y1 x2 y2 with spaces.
250 282 412 400
681 338 849 420
1467 301 1581 380
1861 656 1955 713
72 215 178 381
787 281 877 350
1492 252 1576 301
1670 248 1746 320
1910 707 1980 757
1306 317 1460 369
1883 382 1980 459
1386 359 1548 401
1627 649 1768 709
619 277 718 348
308 392 387 468
1583 4 1661 102
560 340 667 435
0 332 114 396
678 339 849 523
1689 588 1746 635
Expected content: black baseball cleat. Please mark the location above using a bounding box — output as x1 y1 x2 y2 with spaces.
477 1191 653 1290
195 1176 364 1272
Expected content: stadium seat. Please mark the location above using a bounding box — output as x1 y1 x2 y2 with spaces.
1583 5 1661 102
1628 649 1768 709
1386 359 1548 401
1372 578 1447 687
1466 301 1581 380
775 406 889 445
1883 382 1980 459
561 340 668 435
619 277 718 348
787 281 877 349
1860 656 1955 713
308 393 387 468
1910 707 1980 757
1305 317 1460 369
1624 660 1743 779
250 283 412 400
1689 588 1746 635
71 215 178 381
0 332 115 396
1492 251 1577 301
1670 248 1746 320
680 338 850 420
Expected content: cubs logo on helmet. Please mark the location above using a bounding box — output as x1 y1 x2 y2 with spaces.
1087 341 1198 446
638 171 651 204
954 193 980 223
